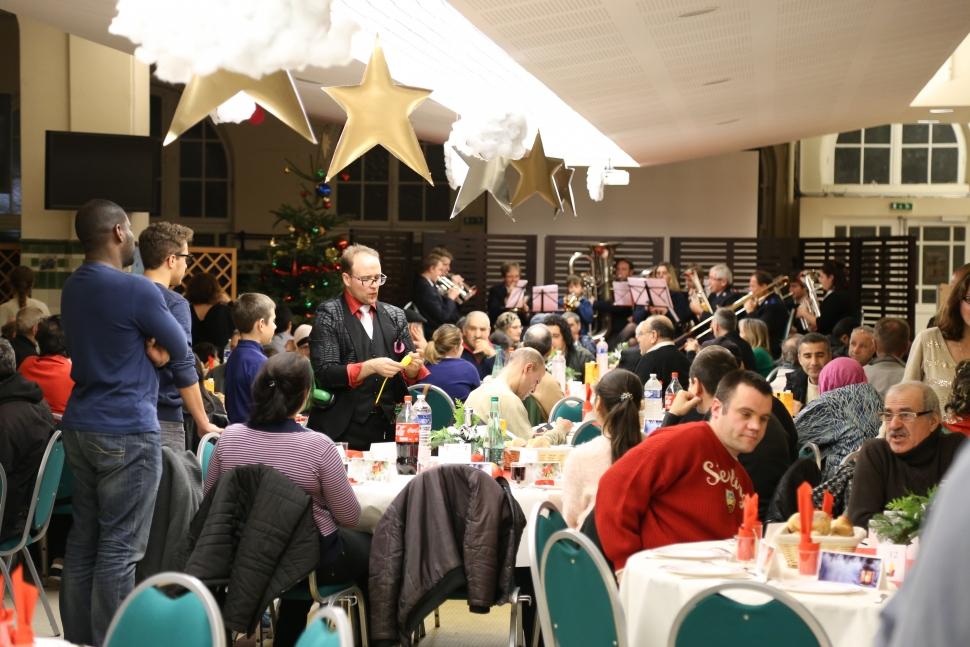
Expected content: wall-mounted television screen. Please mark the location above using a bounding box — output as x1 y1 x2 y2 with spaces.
45 130 156 212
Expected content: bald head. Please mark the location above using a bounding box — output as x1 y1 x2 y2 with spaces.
523 324 552 357
75 199 136 266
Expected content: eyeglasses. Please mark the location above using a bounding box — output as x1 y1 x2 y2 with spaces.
174 253 194 262
878 410 933 423
351 273 387 287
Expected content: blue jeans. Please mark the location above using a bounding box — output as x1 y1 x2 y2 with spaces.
61 430 162 646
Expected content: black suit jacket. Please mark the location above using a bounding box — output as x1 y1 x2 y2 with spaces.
749 294 788 357
616 347 641 373
412 276 458 336
817 289 857 335
634 343 692 392
308 295 414 441
487 283 529 327
702 331 757 373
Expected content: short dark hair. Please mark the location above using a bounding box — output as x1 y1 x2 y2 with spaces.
231 293 275 333
714 369 773 408
646 315 676 340
74 199 127 253
184 273 223 305
615 258 634 272
137 221 194 270
689 346 739 395
248 352 313 427
522 324 552 357
798 332 830 353
421 252 443 272
193 342 218 364
874 317 910 356
751 270 773 287
37 316 68 356
821 259 848 290
274 302 293 335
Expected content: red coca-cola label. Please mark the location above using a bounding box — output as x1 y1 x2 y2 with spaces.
395 422 420 443
664 393 674 410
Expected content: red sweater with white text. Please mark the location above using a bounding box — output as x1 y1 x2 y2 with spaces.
595 421 753 570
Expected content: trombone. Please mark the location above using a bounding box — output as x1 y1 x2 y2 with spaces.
675 275 791 346
684 267 713 316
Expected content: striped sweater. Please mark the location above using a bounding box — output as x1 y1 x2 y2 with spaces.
203 420 360 537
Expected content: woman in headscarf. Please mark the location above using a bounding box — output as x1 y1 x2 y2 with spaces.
794 356 883 479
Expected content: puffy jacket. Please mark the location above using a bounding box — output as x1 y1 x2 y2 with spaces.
369 465 525 646
173 464 320 633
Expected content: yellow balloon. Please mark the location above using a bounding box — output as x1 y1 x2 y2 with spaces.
323 38 434 185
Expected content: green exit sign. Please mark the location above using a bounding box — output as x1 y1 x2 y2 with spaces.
890 201 913 211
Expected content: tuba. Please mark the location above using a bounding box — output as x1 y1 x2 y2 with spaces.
568 242 620 337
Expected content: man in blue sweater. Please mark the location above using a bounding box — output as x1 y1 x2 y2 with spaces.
60 199 187 646
139 222 222 450
224 292 275 423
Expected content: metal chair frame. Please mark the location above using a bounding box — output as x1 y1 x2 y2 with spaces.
103 571 227 647
196 431 220 481
527 500 565 647
798 442 822 470
570 420 602 446
299 605 353 647
667 581 833 647
547 397 583 424
307 572 370 647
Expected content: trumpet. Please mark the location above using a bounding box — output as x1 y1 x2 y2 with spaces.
799 270 822 329
436 275 475 301
684 268 713 315
675 275 790 346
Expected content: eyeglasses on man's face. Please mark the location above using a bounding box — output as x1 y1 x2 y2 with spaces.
878 410 933 423
173 253 194 262
351 273 388 287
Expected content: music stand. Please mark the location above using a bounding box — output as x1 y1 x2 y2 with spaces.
627 278 649 307
645 278 679 323
612 281 633 307
505 279 528 309
532 285 559 313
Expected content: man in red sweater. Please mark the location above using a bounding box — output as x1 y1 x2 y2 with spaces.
595 369 773 572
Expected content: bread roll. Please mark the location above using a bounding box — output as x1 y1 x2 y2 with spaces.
785 510 832 534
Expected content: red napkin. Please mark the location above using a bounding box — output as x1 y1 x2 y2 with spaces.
207 355 215 371
11 565 35 646
740 493 758 533
797 481 814 549
582 384 593 417
822 490 834 516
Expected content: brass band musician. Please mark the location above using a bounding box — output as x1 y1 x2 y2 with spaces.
742 270 788 357
796 260 857 335
412 252 460 337
487 261 529 326
688 263 739 318
647 262 694 326
563 274 594 333
431 246 477 304
594 257 636 346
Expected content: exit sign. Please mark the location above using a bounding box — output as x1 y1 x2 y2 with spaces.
890 201 913 211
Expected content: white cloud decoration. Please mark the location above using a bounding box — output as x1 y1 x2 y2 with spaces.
586 166 605 202
109 0 358 84
444 112 529 189
209 92 257 124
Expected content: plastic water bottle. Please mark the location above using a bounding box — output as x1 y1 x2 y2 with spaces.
491 345 505 377
412 394 433 469
642 373 664 436
395 396 419 474
550 350 567 392
484 396 505 465
223 341 233 363
664 372 683 410
595 338 609 379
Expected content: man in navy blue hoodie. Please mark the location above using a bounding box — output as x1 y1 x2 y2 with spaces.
138 222 221 450
60 199 187 646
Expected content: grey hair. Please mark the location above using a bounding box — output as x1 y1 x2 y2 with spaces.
0 338 14 378
886 381 941 416
851 325 875 338
562 311 581 325
710 263 733 284
712 307 737 334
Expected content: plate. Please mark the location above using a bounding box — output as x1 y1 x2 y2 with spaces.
662 563 749 578
778 581 864 595
649 546 730 561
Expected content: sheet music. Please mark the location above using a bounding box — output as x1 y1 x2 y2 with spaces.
505 279 528 309
627 278 649 306
612 281 633 307
532 284 559 313
645 278 679 322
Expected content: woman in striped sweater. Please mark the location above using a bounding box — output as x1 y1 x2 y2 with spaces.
204 352 369 647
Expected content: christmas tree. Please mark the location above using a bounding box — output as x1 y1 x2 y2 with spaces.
264 158 349 319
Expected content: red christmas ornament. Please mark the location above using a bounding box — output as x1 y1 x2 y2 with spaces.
248 105 265 125
337 239 349 250
340 172 351 181
291 259 298 275
300 265 320 274
284 295 294 302
334 263 342 271
272 268 290 277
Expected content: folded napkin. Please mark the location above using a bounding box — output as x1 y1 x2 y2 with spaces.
1 565 37 647
822 490 834 516
797 481 814 549
739 493 759 535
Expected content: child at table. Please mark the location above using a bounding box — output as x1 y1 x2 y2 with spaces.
561 369 643 528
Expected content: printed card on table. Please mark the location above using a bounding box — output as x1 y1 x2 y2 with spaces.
818 550 882 589
439 443 472 463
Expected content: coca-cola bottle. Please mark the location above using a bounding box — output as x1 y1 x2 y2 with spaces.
395 396 419 474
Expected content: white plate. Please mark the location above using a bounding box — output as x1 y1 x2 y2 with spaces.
649 546 730 561
778 581 865 595
662 563 749 578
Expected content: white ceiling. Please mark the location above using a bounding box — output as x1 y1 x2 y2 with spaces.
3 0 970 166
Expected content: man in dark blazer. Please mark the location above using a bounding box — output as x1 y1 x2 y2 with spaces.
742 270 788 357
633 315 692 391
308 244 428 450
685 307 757 372
411 252 459 338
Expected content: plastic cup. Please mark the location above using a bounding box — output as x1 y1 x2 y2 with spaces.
798 543 821 576
736 534 756 562
511 462 528 485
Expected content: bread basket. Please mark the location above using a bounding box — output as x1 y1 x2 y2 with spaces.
773 527 867 568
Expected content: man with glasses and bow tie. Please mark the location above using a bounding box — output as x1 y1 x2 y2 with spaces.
847 381 964 527
308 244 428 449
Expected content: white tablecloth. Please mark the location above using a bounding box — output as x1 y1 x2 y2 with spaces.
619 541 890 647
353 475 559 567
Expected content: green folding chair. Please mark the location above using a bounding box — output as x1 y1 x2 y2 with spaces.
196 432 220 483
104 571 227 647
280 573 369 647
570 421 602 446
408 384 456 428
296 606 353 647
668 581 832 647
0 464 10 605
540 529 626 647
0 431 64 635
528 501 566 647
548 397 583 424
798 442 822 470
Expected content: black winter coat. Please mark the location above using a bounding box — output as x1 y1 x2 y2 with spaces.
369 465 526 646
173 465 320 633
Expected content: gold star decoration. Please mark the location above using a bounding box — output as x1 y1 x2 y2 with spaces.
509 132 563 209
553 164 577 218
450 149 512 219
164 70 315 146
323 38 433 185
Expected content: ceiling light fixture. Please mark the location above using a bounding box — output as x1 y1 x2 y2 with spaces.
329 0 636 167
702 78 731 86
929 108 954 114
678 6 719 18
918 119 940 124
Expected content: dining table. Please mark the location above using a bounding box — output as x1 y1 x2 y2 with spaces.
352 474 561 567
618 540 892 647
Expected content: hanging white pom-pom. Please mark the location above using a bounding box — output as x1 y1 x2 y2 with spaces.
209 92 257 124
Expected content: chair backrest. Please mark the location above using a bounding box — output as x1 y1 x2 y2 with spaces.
668 581 832 647
571 421 602 446
196 432 220 482
104 572 227 647
30 431 65 538
295 606 353 647
408 384 456 428
540 529 626 647
548 397 583 424
798 442 822 470
528 501 567 645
